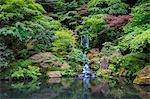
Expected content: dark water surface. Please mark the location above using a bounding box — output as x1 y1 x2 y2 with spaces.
0 78 149 99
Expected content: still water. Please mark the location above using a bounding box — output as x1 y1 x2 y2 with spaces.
0 78 149 99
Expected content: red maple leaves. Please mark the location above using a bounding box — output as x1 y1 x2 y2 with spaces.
103 15 132 28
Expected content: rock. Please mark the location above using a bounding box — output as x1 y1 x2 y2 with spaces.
30 52 57 63
47 78 61 83
47 71 62 78
133 66 150 85
100 69 112 76
134 85 150 99
29 52 69 69
100 56 109 69
109 49 122 63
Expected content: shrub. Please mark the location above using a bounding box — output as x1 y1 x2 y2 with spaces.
128 3 150 28
52 30 76 53
60 11 81 29
118 53 147 77
119 26 150 53
68 48 83 71
0 0 45 27
0 43 14 69
0 0 63 59
101 42 119 56
11 60 41 80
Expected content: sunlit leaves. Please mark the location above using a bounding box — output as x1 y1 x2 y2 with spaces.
52 30 76 52
0 0 45 26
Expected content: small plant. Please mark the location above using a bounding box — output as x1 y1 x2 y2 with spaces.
61 69 76 77
108 64 116 72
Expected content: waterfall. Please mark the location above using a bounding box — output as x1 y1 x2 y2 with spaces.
80 34 96 78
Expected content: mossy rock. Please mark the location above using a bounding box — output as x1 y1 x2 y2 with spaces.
47 71 62 78
29 52 70 70
133 66 150 85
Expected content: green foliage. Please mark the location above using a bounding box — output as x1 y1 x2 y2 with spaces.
91 64 100 71
0 43 14 69
103 74 112 79
78 14 106 33
88 0 129 15
12 60 32 68
0 0 63 60
120 28 150 52
108 64 116 72
36 0 80 13
69 49 83 63
0 0 149 80
118 53 147 77
0 0 45 27
101 42 119 56
61 11 81 29
61 69 76 77
68 48 83 71
128 3 150 28
136 0 149 6
77 14 107 47
11 60 41 80
52 30 76 53
119 3 150 53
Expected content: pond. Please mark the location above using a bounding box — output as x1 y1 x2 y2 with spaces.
0 78 149 99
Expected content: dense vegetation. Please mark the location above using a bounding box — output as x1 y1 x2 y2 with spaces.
0 0 149 82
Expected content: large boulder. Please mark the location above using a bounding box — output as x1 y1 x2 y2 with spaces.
133 66 150 85
47 71 62 78
29 52 69 69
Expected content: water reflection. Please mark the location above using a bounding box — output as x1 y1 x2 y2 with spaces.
0 78 148 99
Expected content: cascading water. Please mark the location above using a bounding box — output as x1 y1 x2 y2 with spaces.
80 34 96 78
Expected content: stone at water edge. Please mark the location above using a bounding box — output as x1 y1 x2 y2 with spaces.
133 66 150 85
47 78 61 83
47 71 62 78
